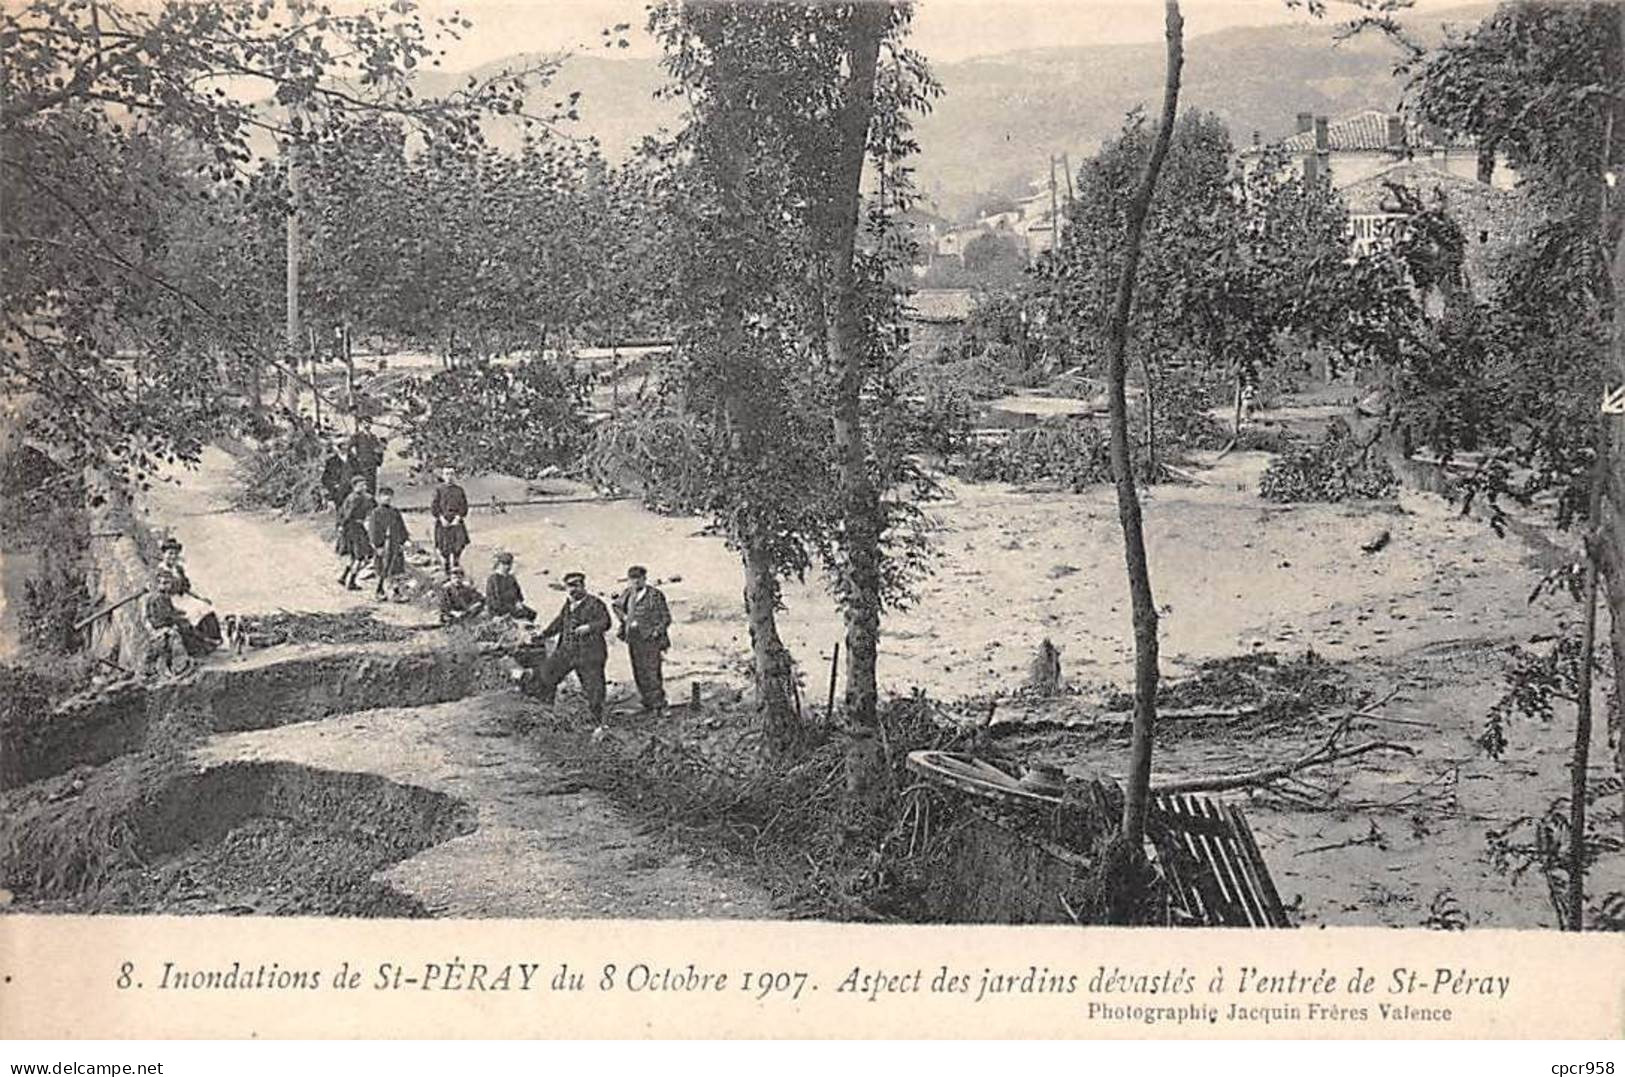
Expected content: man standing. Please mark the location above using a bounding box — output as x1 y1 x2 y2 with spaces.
613 564 671 716
319 440 352 513
430 466 470 575
335 474 375 591
530 571 611 720
485 551 536 622
347 422 384 494
366 485 410 601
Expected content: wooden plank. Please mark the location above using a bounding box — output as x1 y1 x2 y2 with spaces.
1207 801 1268 927
1179 795 1237 925
1195 797 1264 927
1228 805 1291 927
1218 805 1275 928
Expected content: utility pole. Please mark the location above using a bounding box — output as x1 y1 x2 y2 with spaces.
285 144 301 415
1048 153 1059 259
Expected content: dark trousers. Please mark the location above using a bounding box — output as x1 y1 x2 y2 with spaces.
529 646 606 719
627 640 666 711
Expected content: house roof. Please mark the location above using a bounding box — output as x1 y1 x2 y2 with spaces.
1253 109 1475 155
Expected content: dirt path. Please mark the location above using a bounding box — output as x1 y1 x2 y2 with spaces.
141 446 432 627
193 693 774 919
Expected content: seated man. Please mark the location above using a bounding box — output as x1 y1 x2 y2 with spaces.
438 568 486 626
142 561 219 674
484 551 537 622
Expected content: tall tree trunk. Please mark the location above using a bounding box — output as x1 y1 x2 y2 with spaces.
742 539 801 752
1604 6 1625 846
1107 0 1183 863
825 2 889 813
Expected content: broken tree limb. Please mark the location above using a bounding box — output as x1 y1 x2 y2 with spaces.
1151 688 1412 796
1151 740 1415 797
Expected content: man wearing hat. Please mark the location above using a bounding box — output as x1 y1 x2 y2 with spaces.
532 571 612 720
613 565 671 715
144 540 220 666
484 551 536 622
430 466 470 575
319 440 352 513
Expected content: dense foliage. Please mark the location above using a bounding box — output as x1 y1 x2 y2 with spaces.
393 359 592 479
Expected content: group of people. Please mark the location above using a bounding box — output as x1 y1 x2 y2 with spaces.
329 455 673 720
444 551 672 721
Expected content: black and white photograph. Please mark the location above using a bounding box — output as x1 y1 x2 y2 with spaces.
1 0 1622 956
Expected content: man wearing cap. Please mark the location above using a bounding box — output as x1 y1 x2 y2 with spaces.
532 571 612 720
430 466 470 575
612 565 671 715
485 551 536 622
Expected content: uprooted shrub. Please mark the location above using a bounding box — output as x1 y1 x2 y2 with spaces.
232 422 331 513
1259 421 1397 502
392 358 592 480
954 419 1115 490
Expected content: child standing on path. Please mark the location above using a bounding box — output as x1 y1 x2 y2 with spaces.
335 475 375 591
431 466 470 575
367 485 410 601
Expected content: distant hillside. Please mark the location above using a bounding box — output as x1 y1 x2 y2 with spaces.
910 6 1493 216
422 3 1495 218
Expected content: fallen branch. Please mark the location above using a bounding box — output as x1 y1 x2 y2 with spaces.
1151 689 1413 796
1153 740 1414 796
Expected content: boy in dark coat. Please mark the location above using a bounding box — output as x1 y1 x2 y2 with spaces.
438 567 485 625
612 564 671 715
366 485 410 600
320 442 352 512
430 466 470 575
335 475 375 590
528 571 611 720
485 551 536 622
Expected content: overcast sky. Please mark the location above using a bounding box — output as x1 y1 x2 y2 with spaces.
421 0 1473 69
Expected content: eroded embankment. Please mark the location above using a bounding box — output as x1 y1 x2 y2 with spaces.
3 637 514 788
3 758 475 915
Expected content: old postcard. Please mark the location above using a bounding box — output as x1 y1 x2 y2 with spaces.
2 0 1622 1041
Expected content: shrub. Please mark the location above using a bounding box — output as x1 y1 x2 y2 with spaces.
1259 423 1397 502
393 358 592 479
955 419 1116 490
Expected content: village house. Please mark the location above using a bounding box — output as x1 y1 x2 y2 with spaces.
1240 108 1516 193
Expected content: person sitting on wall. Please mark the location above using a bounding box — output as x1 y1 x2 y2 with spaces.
142 544 220 674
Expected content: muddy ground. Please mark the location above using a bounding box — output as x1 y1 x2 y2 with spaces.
7 400 1614 928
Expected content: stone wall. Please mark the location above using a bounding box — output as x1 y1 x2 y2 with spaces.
81 472 153 674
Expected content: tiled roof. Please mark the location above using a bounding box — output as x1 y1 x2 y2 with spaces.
1261 109 1475 154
